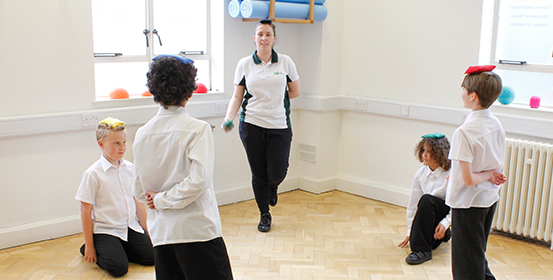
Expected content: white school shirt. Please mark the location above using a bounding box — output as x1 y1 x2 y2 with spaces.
234 50 299 129
405 165 451 237
75 156 143 241
133 106 223 247
446 109 506 208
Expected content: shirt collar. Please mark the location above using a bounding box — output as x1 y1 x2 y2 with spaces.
426 165 444 177
158 105 187 115
465 108 491 123
252 50 278 65
430 166 443 177
99 154 126 172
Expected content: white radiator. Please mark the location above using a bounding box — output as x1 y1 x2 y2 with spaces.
492 138 553 249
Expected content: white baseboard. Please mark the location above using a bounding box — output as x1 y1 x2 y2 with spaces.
298 176 337 194
215 184 256 206
0 176 408 250
216 176 300 206
336 175 410 208
0 215 81 250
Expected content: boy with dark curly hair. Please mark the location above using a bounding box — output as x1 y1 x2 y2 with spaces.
133 55 233 280
398 133 452 265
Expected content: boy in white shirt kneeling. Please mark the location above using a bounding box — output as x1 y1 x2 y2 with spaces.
75 117 154 277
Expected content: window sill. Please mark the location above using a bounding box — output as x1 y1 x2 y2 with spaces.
92 91 227 110
491 102 553 120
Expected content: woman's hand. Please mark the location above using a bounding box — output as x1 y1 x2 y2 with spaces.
221 118 234 132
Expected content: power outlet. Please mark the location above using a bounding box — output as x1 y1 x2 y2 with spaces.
81 114 100 127
215 103 228 115
400 105 409 116
354 99 367 111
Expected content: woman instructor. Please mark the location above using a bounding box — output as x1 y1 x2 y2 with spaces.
222 19 301 232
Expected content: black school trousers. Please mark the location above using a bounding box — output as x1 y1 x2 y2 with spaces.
239 122 292 214
451 203 497 280
409 194 451 252
86 228 154 277
153 237 233 280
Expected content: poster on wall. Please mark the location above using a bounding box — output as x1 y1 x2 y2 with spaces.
495 0 553 65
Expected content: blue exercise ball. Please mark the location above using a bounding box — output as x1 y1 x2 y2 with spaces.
498 86 515 105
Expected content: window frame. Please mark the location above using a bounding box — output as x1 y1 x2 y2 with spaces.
486 0 553 74
480 0 553 109
92 0 214 100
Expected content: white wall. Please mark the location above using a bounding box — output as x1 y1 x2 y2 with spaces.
332 1 484 205
2 0 552 249
0 0 302 248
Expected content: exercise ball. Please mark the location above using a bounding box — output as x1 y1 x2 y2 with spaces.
194 82 208 94
109 88 129 99
498 86 515 105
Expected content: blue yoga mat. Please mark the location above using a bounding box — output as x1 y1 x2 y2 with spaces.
274 0 326 4
228 0 242 18
241 0 327 21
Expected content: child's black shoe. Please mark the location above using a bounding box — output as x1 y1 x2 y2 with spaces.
406 251 432 265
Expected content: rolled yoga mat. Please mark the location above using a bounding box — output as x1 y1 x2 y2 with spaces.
268 0 326 4
241 0 327 21
228 0 242 18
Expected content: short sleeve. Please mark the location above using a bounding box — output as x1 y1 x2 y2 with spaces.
449 128 473 163
234 58 246 85
285 56 299 82
75 171 97 205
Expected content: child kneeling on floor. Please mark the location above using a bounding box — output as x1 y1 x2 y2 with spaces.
398 133 452 265
75 117 154 277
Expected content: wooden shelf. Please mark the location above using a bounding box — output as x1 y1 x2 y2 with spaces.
242 0 315 24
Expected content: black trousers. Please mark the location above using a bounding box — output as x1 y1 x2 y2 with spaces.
451 203 497 280
89 228 154 277
410 194 451 252
239 122 292 214
153 237 233 280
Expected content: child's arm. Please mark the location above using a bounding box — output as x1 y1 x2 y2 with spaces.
398 171 424 248
150 123 214 210
134 198 149 235
459 161 506 186
80 202 97 263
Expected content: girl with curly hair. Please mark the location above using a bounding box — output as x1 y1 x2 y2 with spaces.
398 133 452 265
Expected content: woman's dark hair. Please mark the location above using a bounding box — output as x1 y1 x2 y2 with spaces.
415 136 451 171
147 56 197 108
255 19 276 36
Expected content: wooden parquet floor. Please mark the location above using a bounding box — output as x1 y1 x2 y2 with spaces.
1 190 552 279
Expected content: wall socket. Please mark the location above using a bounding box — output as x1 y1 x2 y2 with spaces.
81 114 100 127
400 105 409 116
215 103 228 115
354 99 367 111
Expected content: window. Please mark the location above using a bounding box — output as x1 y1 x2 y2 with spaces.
92 0 216 100
484 0 553 107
